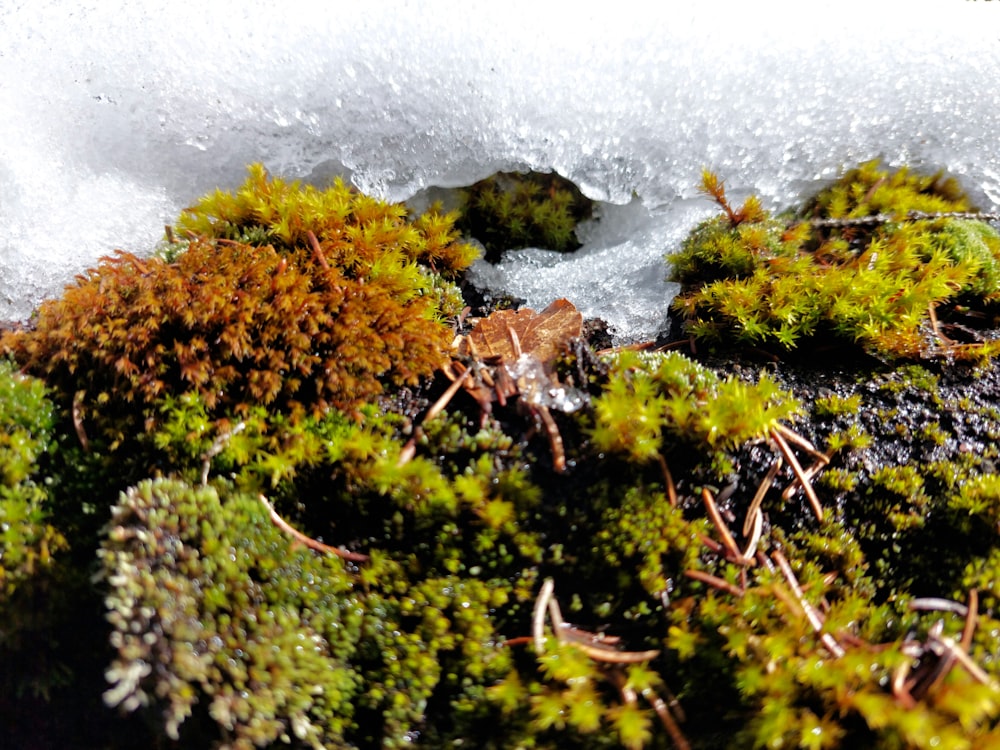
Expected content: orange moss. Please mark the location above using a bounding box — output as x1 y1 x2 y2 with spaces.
3 165 480 445
4 239 451 443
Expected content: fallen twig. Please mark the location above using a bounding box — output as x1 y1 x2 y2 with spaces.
424 367 472 423
200 421 246 486
306 230 330 271
702 487 744 563
744 455 782 536
259 494 369 562
683 569 744 598
72 390 89 452
658 454 678 507
799 210 1000 229
771 428 824 522
772 550 844 658
535 578 662 663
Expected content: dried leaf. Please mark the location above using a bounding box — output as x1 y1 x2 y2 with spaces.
458 298 582 368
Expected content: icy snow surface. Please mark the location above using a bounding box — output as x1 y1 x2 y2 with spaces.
2 2 998 340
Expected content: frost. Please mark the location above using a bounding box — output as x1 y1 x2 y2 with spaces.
506 353 587 414
1 2 997 337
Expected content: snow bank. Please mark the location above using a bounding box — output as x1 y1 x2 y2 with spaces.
2 1 997 339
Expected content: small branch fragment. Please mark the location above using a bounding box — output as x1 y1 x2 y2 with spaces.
930 633 998 690
259 494 369 562
702 487 744 564
780 457 830 502
606 668 691 750
744 455 782 536
424 367 472 424
534 578 661 663
536 405 566 472
771 428 824 522
742 503 763 562
644 686 691 750
396 435 417 467
772 550 844 658
961 589 978 650
658 454 678 506
533 577 556 655
892 660 917 709
772 424 828 464
72 390 90 452
572 641 662 664
683 569 744 598
908 597 970 617
200 421 246 486
908 621 958 699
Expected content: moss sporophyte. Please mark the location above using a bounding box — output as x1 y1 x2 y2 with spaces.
5 162 1000 748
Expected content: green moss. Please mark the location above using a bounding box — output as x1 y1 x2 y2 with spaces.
100 478 364 747
588 349 801 474
877 364 941 402
11 162 1000 748
456 171 594 262
814 392 863 418
0 360 75 699
0 360 60 598
670 162 1000 361
800 160 971 221
99 401 550 748
947 474 1000 533
177 163 479 277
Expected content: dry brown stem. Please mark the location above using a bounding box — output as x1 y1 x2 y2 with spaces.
259 494 369 562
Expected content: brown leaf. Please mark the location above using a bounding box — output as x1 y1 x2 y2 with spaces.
458 298 582 368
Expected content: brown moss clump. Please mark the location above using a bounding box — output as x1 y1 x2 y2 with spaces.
2 166 478 445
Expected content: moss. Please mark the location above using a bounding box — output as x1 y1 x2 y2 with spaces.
800 160 972 223
0 360 61 598
176 163 479 278
588 349 801 475
97 407 548 747
100 478 364 748
77 330 1000 747
11 162 1000 748
814 392 863 418
670 162 1000 361
2 165 478 448
0 360 75 699
456 171 594 262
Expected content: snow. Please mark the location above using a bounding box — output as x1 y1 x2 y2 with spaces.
1 1 998 340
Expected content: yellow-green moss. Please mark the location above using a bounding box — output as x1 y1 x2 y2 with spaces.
589 349 801 473
0 360 61 599
670 162 1000 361
176 163 479 277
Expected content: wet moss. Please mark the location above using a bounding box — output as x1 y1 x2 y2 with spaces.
0 360 60 599
670 162 1000 361
6 162 1000 748
2 165 478 449
456 171 594 262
